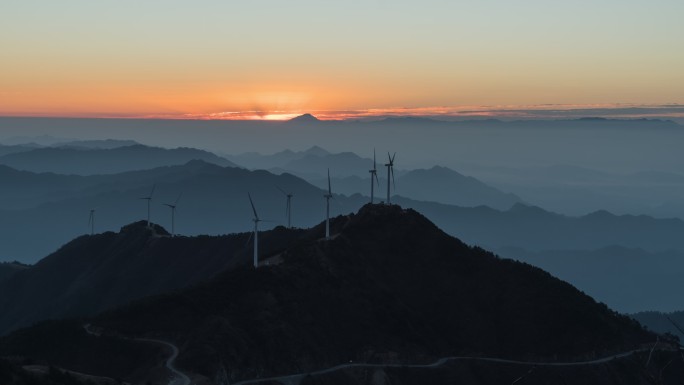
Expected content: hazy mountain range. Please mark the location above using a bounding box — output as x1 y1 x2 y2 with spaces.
4 159 684 263
0 141 683 315
0 144 239 175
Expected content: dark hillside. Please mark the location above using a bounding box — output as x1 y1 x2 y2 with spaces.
0 221 305 335
91 204 650 381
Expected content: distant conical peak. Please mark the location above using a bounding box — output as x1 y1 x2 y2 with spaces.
303 145 329 156
289 113 320 122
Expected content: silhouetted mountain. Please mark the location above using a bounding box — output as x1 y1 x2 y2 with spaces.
0 165 95 210
0 319 164 384
0 261 28 283
473 163 684 219
4 160 684 279
396 166 521 209
2 204 652 382
0 144 37 157
0 160 366 262
0 220 305 335
0 159 241 210
498 246 684 313
0 134 71 146
284 151 373 177
375 116 449 125
52 139 140 149
631 311 684 341
288 113 321 124
224 145 339 172
0 144 240 175
302 144 329 157
393 199 684 253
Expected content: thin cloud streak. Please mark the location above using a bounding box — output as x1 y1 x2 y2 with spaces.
3 104 684 121
178 104 684 121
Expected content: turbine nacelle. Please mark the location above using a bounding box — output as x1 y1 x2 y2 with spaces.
140 184 156 228
163 192 182 237
248 192 261 268
385 152 396 204
276 186 294 228
324 169 333 239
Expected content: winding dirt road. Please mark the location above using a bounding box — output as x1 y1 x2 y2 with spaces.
232 349 650 385
137 337 191 385
83 324 191 385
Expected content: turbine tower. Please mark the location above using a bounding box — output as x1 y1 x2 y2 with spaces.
368 149 380 203
248 193 261 268
324 169 333 239
163 193 182 237
276 186 293 228
385 152 396 204
139 184 155 228
88 209 95 235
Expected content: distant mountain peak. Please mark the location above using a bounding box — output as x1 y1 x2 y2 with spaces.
289 113 320 123
303 145 329 157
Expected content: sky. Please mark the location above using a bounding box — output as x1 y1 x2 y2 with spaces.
1 0 683 120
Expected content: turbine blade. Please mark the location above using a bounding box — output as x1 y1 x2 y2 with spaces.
666 316 684 337
374 172 380 187
373 148 376 169
248 193 258 219
276 185 287 196
149 183 156 198
327 168 331 195
244 231 253 247
392 152 396 163
391 167 396 190
174 192 183 205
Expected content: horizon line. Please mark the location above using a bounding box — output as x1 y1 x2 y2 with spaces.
1 103 684 122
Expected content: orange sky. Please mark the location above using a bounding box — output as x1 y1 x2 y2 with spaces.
2 1 683 120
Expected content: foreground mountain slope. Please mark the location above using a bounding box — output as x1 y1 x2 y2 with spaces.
0 221 305 335
500 246 684 313
0 262 28 283
83 204 651 382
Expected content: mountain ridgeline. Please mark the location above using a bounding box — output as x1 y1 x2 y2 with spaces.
0 144 239 175
0 204 649 383
0 221 306 335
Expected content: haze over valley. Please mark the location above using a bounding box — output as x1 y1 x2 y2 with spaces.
1 118 684 317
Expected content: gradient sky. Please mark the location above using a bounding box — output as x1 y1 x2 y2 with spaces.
2 0 683 119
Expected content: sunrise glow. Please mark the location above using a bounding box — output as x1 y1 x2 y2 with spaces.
1 1 683 120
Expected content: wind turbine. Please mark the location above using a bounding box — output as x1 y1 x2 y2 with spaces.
368 149 380 203
276 186 293 228
88 209 95 235
324 169 333 239
139 184 155 228
384 152 396 204
248 193 261 268
163 193 182 237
